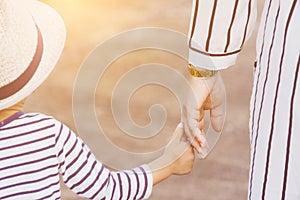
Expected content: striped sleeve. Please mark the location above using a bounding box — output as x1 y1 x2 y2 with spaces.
54 121 153 200
188 0 258 70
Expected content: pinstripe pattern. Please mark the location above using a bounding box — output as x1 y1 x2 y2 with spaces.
189 0 199 44
260 4 283 196
225 0 239 53
240 0 254 49
188 0 257 69
281 55 300 200
189 0 300 199
251 0 273 140
249 1 275 198
205 0 218 52
261 2 298 199
0 112 153 199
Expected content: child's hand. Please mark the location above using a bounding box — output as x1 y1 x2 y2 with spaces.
149 123 195 185
163 123 195 175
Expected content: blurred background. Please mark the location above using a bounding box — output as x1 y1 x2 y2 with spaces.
24 0 264 199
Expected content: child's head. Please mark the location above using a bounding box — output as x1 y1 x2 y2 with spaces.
0 0 66 110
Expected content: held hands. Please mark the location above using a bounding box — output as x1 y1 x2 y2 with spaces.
182 72 226 158
163 123 195 175
149 71 225 185
149 123 195 185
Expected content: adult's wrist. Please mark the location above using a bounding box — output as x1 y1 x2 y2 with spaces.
187 63 219 79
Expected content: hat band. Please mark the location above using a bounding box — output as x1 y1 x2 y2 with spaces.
0 23 44 100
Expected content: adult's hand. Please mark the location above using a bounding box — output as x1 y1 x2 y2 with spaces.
182 72 226 158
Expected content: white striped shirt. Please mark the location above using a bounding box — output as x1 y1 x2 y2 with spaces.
188 0 300 199
188 0 257 70
0 112 153 200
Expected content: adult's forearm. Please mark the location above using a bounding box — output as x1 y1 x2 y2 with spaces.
188 0 258 70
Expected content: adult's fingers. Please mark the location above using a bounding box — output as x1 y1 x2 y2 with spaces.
209 76 226 132
201 91 225 133
198 108 205 130
210 102 225 132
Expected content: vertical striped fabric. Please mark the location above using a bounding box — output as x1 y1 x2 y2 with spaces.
189 0 300 199
0 112 153 200
188 0 257 70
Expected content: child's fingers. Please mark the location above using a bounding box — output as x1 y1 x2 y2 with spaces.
192 128 209 158
167 123 188 150
195 129 209 149
172 123 185 144
177 122 184 129
198 148 208 159
182 122 202 153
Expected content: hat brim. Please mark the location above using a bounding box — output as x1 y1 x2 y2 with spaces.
0 0 66 109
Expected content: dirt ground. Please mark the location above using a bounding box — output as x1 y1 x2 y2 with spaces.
24 0 264 199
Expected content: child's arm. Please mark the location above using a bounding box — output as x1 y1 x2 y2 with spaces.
149 124 195 185
55 121 194 200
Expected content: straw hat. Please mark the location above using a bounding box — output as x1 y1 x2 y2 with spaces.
0 0 66 109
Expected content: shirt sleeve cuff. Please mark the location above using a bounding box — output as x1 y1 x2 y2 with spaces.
189 48 239 70
140 164 153 199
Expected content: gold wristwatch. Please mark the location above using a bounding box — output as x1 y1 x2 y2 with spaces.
187 64 219 78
